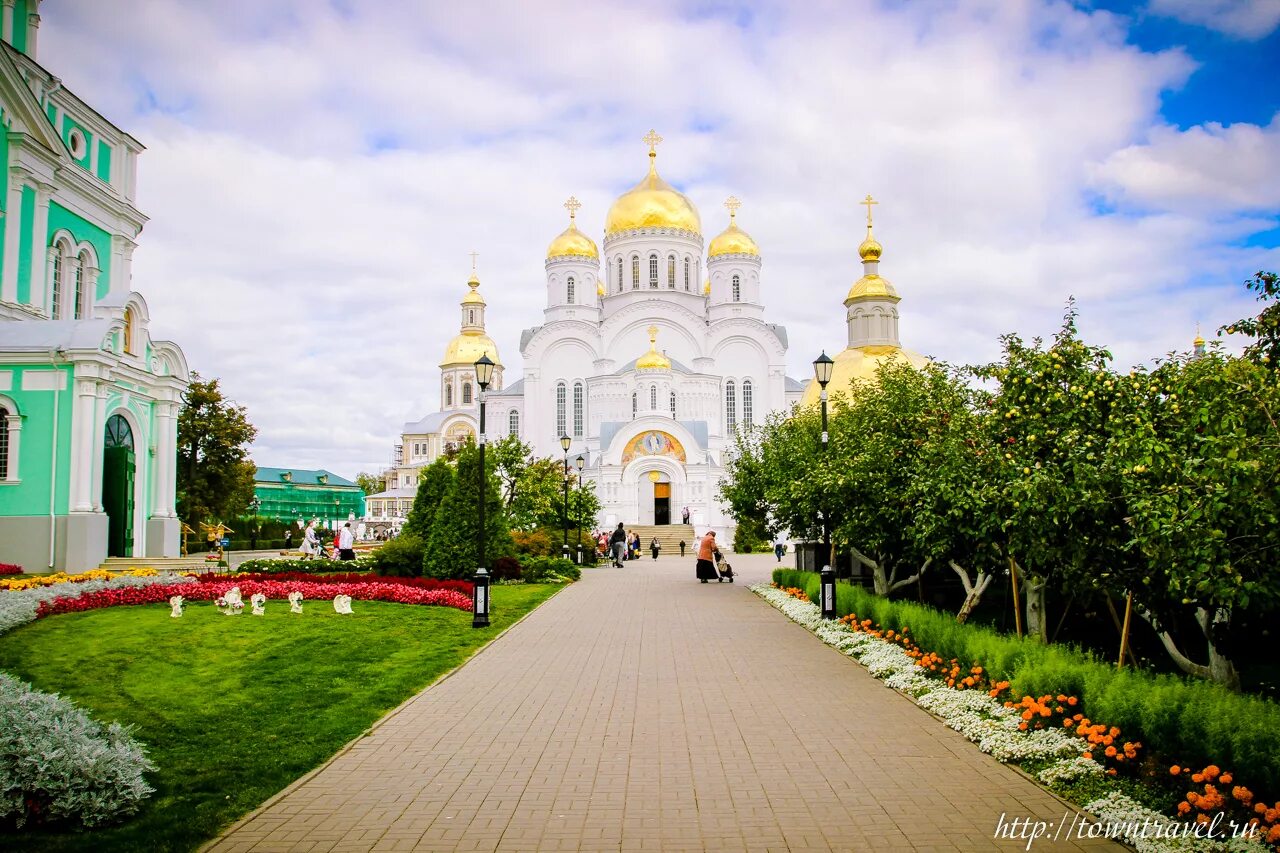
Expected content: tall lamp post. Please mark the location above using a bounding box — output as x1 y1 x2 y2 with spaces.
813 351 837 619
473 355 495 628
575 454 585 565
559 434 572 561
249 497 261 550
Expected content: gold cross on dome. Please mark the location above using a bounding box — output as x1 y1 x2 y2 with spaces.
724 195 741 220
643 129 663 155
860 194 878 228
647 325 659 344
564 195 582 220
469 250 479 271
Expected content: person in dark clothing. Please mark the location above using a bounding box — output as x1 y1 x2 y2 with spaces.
650 537 660 560
609 523 627 568
678 540 686 557
696 531 720 582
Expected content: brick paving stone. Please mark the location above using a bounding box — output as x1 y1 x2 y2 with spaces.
206 554 1124 852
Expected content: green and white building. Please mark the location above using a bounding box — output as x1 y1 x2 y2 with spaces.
0 2 189 572
252 468 365 530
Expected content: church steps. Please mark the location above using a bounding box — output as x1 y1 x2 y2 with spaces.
623 524 696 555
97 556 217 573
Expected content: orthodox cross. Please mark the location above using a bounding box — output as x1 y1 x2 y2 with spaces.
860 194 878 228
564 195 582 221
469 251 479 272
643 129 663 155
724 195 741 221
648 325 659 346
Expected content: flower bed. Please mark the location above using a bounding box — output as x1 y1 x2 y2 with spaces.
194 572 473 595
0 564 22 576
0 567 158 591
756 582 1277 851
234 557 375 575
1 573 194 637
37 579 472 619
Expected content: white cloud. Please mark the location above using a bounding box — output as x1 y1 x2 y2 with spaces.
1148 0 1280 39
32 0 1277 478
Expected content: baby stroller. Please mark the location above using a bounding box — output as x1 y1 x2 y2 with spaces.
713 551 735 583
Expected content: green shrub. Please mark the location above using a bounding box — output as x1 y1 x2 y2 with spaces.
732 517 769 553
512 529 552 557
519 556 581 583
769 569 1280 792
370 535 425 577
491 556 522 581
235 557 373 574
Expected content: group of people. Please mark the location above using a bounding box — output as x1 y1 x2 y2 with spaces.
297 519 358 561
597 526 663 565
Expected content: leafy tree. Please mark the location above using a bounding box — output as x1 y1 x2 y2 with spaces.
403 458 454 544
1220 270 1279 370
423 440 512 579
1110 351 1280 688
354 471 383 495
720 405 824 546
491 435 602 532
176 373 257 526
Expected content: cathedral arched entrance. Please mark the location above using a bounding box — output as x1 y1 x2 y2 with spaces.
102 413 136 558
623 457 685 526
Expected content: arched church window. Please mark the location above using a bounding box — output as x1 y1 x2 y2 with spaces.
50 249 63 320
668 255 676 288
509 409 519 437
556 382 567 436
462 382 472 404
573 382 584 437
648 254 658 288
684 257 690 291
567 276 575 304
649 385 657 409
743 379 754 427
73 256 85 319
669 391 677 419
617 258 623 293
725 380 737 432
446 382 453 406
732 274 741 303
0 406 8 480
631 256 639 289
631 392 637 419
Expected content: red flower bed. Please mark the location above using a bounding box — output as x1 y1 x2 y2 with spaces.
35 580 472 619
0 563 22 576
192 572 473 595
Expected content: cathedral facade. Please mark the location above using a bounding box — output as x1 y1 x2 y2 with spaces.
374 134 807 533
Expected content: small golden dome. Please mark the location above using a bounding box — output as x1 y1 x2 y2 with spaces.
798 345 927 408
635 325 671 371
441 332 501 368
858 235 882 261
597 280 605 296
703 278 711 295
708 196 759 258
605 131 701 236
547 196 599 259
461 276 485 305
846 274 899 303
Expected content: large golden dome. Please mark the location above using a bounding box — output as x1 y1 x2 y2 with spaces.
846 273 899 303
547 196 599 259
441 333 501 368
798 345 927 408
707 196 759 257
605 131 701 237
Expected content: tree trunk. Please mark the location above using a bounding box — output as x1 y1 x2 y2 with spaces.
1139 606 1241 690
1022 572 1048 642
870 556 931 596
950 560 993 623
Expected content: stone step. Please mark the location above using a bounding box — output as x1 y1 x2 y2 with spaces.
625 524 697 555
98 555 217 573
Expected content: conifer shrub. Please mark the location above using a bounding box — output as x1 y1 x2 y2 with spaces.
370 535 426 577
519 557 581 583
422 443 512 580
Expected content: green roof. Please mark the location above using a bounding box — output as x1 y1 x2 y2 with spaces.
254 467 358 488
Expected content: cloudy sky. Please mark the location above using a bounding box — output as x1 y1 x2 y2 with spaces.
38 0 1280 479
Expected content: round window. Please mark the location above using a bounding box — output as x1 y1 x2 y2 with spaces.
68 128 87 159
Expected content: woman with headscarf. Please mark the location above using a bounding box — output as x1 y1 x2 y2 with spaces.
696 530 720 583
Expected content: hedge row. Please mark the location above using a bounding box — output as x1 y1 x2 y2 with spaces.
772 569 1280 794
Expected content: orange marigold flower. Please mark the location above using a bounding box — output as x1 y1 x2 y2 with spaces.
1192 773 1204 784
1220 773 1232 785
1233 787 1252 803
1187 792 1199 805
1067 696 1078 706
1082 752 1093 760
1063 719 1075 728
1056 694 1067 702
1267 826 1280 845
1204 765 1220 781
1254 803 1267 815
1170 765 1182 776
1177 801 1191 815
1018 722 1028 731
1109 727 1120 738
1106 768 1117 776
1105 746 1117 758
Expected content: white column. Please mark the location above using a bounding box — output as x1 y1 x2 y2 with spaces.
1 0 14 44
40 245 55 316
69 375 98 512
1 168 28 304
121 241 135 291
152 400 177 517
24 0 38 57
28 181 52 308
90 386 107 511
83 265 100 314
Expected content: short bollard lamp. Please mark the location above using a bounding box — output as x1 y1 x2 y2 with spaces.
820 565 837 619
472 567 490 628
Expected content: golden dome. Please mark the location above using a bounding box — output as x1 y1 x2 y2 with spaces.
547 196 599 259
858 235 882 261
846 273 899 303
635 325 671 371
798 345 927 408
597 280 605 296
703 278 711 295
605 131 701 236
707 196 759 257
441 332 501 368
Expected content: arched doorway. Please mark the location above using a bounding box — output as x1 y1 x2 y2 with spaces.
642 470 671 525
103 414 135 557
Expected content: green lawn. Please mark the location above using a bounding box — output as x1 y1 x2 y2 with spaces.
0 584 561 852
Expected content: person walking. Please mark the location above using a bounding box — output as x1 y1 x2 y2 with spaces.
284 528 293 551
609 523 627 568
696 530 720 583
301 520 319 559
338 522 356 561
650 537 660 560
774 538 786 563
678 539 686 557
630 531 641 560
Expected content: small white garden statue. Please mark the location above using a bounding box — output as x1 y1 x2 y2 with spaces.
288 591 304 613
169 595 185 618
250 592 266 616
216 586 245 616
333 594 353 615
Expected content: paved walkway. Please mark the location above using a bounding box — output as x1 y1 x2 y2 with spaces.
208 554 1119 852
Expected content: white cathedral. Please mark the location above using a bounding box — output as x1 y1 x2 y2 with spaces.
371 132 922 535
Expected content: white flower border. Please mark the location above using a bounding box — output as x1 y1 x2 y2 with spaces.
752 584 1266 853
0 573 197 637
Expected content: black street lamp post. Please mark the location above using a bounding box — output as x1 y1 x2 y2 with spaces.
473 355 495 628
575 454 585 565
249 497 261 550
560 433 572 562
813 351 836 618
